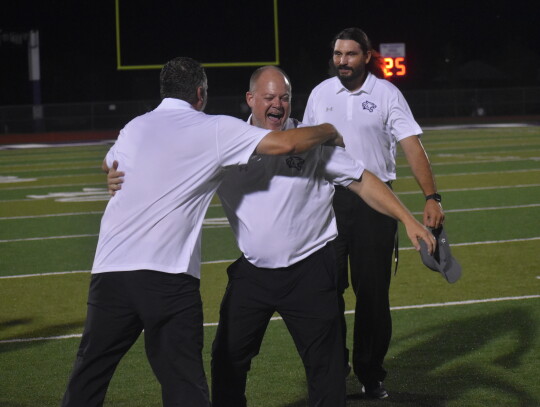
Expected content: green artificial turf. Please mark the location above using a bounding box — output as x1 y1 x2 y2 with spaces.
0 126 539 406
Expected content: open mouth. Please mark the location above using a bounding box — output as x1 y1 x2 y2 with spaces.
267 112 283 122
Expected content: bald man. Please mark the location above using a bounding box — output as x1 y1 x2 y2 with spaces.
210 66 434 407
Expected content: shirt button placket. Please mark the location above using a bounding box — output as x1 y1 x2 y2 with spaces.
347 94 353 121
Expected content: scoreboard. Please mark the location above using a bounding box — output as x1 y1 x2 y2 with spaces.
379 43 406 78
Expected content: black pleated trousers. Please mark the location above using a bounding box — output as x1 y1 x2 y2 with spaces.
211 244 346 407
332 186 397 385
61 270 210 407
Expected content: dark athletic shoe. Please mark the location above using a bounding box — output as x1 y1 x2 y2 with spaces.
362 381 389 399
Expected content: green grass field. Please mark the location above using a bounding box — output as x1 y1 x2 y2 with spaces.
1 125 539 406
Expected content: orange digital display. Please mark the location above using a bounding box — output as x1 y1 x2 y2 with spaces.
383 57 406 77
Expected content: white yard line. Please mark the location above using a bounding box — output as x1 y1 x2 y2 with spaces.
0 140 114 150
0 211 104 220
0 270 91 279
0 217 231 242
0 210 223 222
1 184 539 220
0 182 105 191
1 295 538 344
411 203 540 215
422 123 535 130
395 183 540 195
0 167 538 195
0 174 104 183
0 234 98 243
399 236 540 250
1 203 538 241
397 168 540 181
0 161 100 170
0 165 101 173
381 295 540 312
1 237 538 280
396 156 540 168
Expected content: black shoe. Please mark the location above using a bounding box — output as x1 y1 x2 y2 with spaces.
362 381 389 399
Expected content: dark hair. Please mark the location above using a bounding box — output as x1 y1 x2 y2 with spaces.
159 57 207 103
331 27 385 79
249 65 292 94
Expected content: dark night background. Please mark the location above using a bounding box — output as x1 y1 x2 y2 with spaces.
1 0 539 107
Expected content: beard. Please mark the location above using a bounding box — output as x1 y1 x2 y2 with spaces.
337 65 362 81
331 63 366 87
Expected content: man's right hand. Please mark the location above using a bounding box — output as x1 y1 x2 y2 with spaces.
106 160 124 196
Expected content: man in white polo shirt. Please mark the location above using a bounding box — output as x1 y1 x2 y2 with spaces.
106 66 435 407
61 57 344 407
303 28 445 399
210 66 435 407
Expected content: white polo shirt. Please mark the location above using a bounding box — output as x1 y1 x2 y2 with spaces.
92 98 270 278
217 117 364 268
303 73 422 182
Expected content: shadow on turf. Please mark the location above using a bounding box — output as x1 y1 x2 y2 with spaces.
0 319 85 353
281 306 538 407
0 318 33 329
382 306 537 406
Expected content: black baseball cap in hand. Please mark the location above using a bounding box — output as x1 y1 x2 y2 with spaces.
419 226 462 283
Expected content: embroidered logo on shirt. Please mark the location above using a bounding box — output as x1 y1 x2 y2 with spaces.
326 107 333 112
362 100 377 112
286 156 305 170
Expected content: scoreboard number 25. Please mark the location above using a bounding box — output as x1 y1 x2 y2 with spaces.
383 57 406 77
380 43 406 78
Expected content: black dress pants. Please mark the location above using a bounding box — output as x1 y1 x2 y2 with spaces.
61 270 210 407
211 244 346 407
332 186 397 385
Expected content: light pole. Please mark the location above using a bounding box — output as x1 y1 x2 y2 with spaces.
28 29 44 131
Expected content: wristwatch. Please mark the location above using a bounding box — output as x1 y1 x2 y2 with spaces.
425 193 442 203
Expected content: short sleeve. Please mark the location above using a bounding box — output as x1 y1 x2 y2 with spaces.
216 116 271 167
320 146 365 187
388 89 422 142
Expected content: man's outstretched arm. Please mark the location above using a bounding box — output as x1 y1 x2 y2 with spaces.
103 123 342 195
255 123 344 155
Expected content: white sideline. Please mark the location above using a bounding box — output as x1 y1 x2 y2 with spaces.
0 217 230 242
1 237 539 280
397 168 540 181
1 204 538 241
1 295 539 345
1 168 539 205
1 183 538 220
396 183 540 195
411 203 540 215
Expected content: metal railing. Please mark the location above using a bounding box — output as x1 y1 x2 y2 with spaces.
1 87 539 135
